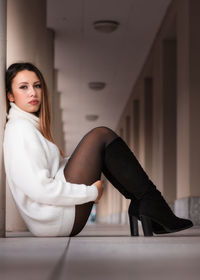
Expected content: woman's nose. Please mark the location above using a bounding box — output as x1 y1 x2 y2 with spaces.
29 86 37 96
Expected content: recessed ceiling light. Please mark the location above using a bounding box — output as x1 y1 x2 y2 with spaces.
93 20 119 33
88 82 106 90
85 114 99 121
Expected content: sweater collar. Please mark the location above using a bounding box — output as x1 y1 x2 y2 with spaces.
7 102 40 129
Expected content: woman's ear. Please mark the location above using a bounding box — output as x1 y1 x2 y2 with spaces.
7 92 15 102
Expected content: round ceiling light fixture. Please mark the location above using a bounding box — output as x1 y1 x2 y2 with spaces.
88 82 106 90
93 20 119 33
85 114 99 121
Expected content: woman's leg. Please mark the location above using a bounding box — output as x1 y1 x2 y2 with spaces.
64 126 119 236
64 126 193 237
102 137 193 235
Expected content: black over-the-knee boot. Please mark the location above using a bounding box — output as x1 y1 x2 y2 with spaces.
102 137 193 236
102 156 167 235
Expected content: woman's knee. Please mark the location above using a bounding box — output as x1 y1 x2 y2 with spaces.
89 126 117 137
87 126 118 146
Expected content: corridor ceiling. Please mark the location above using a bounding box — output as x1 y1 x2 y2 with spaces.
47 0 171 155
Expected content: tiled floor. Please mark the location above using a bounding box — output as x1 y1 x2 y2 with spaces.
0 223 200 280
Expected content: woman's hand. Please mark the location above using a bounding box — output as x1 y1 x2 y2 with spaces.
93 180 104 204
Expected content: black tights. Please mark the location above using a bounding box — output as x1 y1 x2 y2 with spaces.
64 126 118 236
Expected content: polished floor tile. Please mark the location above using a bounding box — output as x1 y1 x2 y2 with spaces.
0 224 200 280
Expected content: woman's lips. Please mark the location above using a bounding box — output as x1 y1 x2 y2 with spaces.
29 100 39 105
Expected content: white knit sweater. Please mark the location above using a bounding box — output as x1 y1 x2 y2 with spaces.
3 102 98 236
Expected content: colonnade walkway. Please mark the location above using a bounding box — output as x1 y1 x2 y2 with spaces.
0 223 200 280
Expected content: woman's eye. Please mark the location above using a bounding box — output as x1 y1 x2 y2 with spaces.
35 84 41 88
19 85 27 89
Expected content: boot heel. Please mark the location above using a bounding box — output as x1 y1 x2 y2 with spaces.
128 214 139 236
140 215 153 236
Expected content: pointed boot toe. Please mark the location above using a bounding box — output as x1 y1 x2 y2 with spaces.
139 190 194 235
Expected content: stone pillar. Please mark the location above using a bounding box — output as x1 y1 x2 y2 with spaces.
52 70 66 152
6 0 55 232
144 78 153 177
125 115 131 146
133 99 140 158
0 0 7 238
35 28 55 114
162 39 177 204
176 0 200 224
122 120 130 224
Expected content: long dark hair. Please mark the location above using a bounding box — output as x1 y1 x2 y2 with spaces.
6 62 65 157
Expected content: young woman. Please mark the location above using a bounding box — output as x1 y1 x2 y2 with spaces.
3 62 193 237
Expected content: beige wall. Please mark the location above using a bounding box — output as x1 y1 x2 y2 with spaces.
5 0 56 232
0 0 7 237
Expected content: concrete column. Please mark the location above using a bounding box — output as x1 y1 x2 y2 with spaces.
152 39 164 193
121 120 130 224
119 127 124 139
52 91 66 152
35 28 55 113
95 174 109 223
162 39 177 204
6 0 55 232
113 188 121 224
52 70 66 152
176 0 200 224
125 115 131 146
107 183 114 223
0 0 7 238
133 99 140 158
144 78 153 176
7 0 46 64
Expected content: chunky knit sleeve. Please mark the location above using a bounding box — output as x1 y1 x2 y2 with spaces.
3 120 98 206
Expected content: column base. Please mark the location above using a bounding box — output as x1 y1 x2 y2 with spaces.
174 197 200 225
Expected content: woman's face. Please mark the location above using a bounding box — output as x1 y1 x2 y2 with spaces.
7 70 42 114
